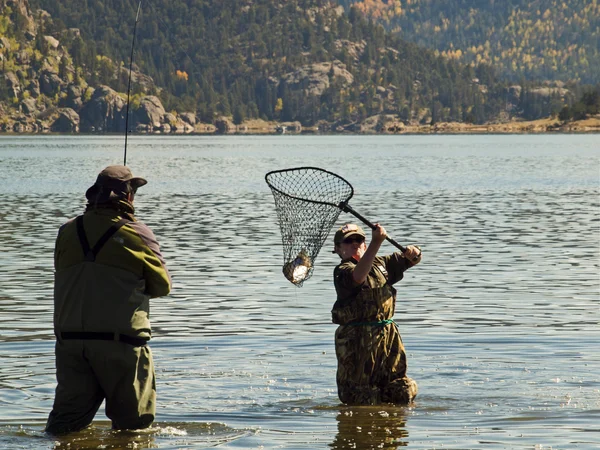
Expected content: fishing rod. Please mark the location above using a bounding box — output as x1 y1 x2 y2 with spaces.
124 0 143 166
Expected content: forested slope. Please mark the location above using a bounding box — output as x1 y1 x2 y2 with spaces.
339 0 600 83
4 0 592 131
27 0 514 125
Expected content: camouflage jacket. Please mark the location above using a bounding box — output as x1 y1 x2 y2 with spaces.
332 253 413 325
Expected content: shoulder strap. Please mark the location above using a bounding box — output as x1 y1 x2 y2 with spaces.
76 216 130 262
76 216 93 261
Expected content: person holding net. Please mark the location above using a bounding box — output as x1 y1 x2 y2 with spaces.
331 223 421 405
265 167 422 404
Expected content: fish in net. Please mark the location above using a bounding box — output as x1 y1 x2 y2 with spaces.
265 167 354 286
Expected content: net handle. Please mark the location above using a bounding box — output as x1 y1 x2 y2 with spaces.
339 202 409 254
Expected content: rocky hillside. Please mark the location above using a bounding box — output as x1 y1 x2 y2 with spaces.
1 0 592 134
25 0 525 128
0 0 203 133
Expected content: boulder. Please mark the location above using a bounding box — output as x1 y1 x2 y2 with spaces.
6 0 36 32
180 112 196 125
16 50 31 65
136 123 152 133
4 72 21 97
39 71 63 96
215 116 235 133
51 108 80 132
44 35 60 49
282 121 302 133
281 60 354 97
120 66 156 94
172 122 186 133
333 39 366 61
0 37 11 51
163 112 177 126
63 84 83 111
36 119 50 132
64 97 83 111
27 79 41 97
21 98 37 115
135 95 166 129
79 85 126 132
13 121 28 133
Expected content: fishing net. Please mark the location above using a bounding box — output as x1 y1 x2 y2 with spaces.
265 167 354 286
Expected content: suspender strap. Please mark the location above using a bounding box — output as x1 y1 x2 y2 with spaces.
76 216 129 262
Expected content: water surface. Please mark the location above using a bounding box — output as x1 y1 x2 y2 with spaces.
0 135 598 449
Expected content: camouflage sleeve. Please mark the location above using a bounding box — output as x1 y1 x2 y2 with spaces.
129 221 172 298
381 252 411 285
333 262 362 299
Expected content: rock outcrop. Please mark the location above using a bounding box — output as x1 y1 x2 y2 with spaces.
135 96 166 129
281 60 354 97
79 86 126 132
51 108 79 132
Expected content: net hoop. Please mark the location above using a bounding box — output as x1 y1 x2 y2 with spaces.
265 166 355 207
265 167 356 286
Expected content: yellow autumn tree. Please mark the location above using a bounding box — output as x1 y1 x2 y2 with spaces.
275 98 283 113
176 70 188 81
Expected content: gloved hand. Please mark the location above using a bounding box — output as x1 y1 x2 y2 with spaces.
404 245 422 266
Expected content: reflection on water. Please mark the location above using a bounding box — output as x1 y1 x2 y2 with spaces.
0 422 251 449
330 406 409 449
0 135 599 449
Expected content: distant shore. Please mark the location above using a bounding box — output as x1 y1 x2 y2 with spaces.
200 117 600 134
2 117 599 136
253 117 600 135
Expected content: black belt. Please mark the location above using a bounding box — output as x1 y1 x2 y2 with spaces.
59 331 149 347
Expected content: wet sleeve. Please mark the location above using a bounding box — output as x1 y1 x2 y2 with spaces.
382 252 411 285
130 221 172 298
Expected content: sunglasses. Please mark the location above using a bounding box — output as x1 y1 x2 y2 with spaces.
342 236 365 244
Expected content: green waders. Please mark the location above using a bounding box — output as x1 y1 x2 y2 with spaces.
46 216 156 434
46 339 155 434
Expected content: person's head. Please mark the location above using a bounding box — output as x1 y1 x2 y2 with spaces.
85 165 147 204
333 223 366 260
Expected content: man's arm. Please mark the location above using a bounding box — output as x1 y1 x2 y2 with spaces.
130 221 172 298
352 224 387 284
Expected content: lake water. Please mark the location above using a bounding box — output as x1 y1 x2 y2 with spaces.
0 134 598 449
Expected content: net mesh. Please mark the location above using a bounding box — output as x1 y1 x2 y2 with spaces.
265 167 353 286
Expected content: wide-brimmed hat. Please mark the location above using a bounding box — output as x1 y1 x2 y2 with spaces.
85 165 147 201
333 223 366 246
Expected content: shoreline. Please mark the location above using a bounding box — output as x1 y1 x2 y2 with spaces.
1 117 599 136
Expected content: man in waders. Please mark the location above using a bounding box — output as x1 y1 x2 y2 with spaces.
332 223 421 405
46 165 171 434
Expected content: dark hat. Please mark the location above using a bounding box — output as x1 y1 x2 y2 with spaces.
333 223 366 245
85 165 147 202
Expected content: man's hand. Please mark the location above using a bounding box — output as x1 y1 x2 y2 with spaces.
404 245 422 265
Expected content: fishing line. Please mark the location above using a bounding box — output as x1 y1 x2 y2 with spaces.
122 0 206 167
124 0 143 166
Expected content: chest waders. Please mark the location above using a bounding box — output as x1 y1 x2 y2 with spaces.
57 216 148 347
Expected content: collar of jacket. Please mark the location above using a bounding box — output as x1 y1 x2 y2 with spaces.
341 256 359 264
84 199 136 221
